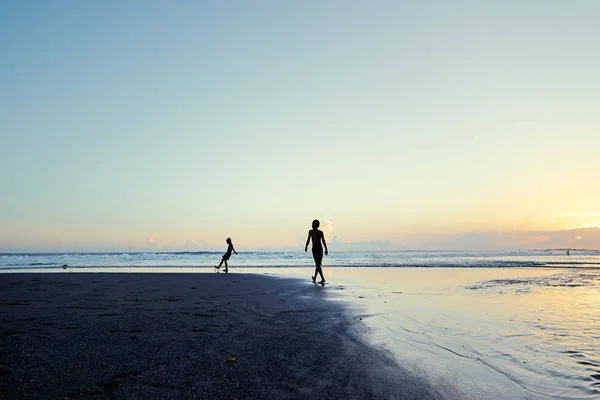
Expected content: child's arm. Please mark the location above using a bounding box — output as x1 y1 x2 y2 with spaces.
321 232 328 255
232 245 238 254
305 231 311 252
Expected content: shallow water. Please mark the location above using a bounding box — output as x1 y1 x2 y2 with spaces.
322 268 600 400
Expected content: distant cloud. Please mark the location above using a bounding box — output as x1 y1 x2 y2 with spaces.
330 236 410 251
3 221 598 253
146 236 158 248
179 239 221 252
325 227 600 252
143 236 220 252
420 227 600 251
517 212 600 233
521 227 600 249
533 212 600 231
425 231 541 251
320 219 334 241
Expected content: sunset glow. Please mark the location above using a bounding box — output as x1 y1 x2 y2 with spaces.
1 2 599 252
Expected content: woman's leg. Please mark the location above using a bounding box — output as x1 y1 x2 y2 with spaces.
312 248 324 282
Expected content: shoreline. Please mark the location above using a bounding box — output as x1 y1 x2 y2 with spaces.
0 273 443 399
3 265 600 275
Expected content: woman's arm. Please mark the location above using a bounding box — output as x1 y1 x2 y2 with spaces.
305 231 311 251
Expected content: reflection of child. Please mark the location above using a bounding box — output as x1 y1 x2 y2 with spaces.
216 238 237 273
305 219 328 283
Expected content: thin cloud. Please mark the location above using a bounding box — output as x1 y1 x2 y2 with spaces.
522 227 600 249
144 236 220 252
319 219 334 241
327 227 600 251
543 212 600 230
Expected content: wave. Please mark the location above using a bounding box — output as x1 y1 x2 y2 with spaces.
1 251 599 271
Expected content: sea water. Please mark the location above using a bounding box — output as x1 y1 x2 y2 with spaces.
1 250 599 270
2 252 599 399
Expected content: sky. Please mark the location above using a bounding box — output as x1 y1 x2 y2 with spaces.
1 1 599 252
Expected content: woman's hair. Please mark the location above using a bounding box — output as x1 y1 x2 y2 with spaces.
312 219 320 229
226 237 232 244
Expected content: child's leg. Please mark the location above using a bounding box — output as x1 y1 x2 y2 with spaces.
224 260 228 272
216 257 224 269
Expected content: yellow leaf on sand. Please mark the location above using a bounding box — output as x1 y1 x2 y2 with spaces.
226 357 236 362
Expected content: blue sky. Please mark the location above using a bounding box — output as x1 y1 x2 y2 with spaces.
1 1 599 252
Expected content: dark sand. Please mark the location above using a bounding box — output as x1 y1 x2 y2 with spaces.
0 273 441 399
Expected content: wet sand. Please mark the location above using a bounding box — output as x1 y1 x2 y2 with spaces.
0 273 442 399
322 267 600 400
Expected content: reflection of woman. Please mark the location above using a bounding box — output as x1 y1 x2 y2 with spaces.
305 219 328 283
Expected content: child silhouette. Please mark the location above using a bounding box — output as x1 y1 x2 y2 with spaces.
216 238 237 273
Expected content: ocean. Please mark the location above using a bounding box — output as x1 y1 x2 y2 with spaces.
2 251 599 398
1 250 599 271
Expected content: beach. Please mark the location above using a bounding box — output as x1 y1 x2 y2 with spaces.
0 272 442 400
2 267 599 399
